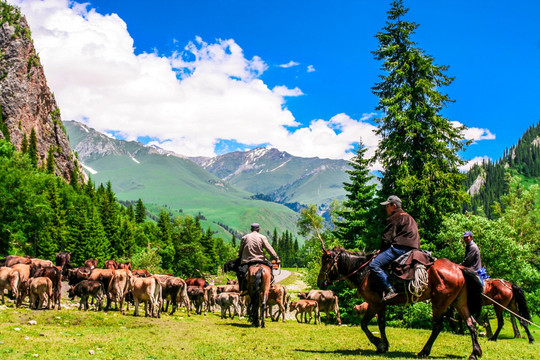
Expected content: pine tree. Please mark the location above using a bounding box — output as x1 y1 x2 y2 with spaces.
135 198 146 223
21 133 28 153
334 141 378 250
28 128 38 168
46 146 55 174
230 233 237 248
372 0 469 245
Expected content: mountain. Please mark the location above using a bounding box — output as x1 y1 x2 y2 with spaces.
191 148 351 209
0 4 82 182
63 120 300 238
464 121 540 217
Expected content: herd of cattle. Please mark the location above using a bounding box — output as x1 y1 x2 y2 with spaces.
0 253 343 324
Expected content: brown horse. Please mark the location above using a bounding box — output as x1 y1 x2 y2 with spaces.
246 263 272 328
481 279 534 343
318 247 484 359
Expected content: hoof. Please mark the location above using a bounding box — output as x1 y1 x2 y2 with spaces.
417 351 429 358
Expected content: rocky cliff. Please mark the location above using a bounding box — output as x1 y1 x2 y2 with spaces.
0 2 83 182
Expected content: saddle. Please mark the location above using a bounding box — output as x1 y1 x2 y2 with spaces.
391 249 436 281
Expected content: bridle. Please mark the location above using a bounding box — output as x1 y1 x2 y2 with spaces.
322 250 374 286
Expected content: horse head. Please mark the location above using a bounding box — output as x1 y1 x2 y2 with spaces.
317 247 374 289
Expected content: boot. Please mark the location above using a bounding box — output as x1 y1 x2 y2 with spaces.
382 287 398 303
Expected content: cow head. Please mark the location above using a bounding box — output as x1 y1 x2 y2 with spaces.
297 292 307 300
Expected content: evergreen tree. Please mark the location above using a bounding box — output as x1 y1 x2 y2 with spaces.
230 233 237 248
200 227 218 274
372 0 469 245
99 181 120 257
28 128 38 168
46 146 55 174
156 210 175 271
334 141 378 250
21 133 28 153
135 198 146 223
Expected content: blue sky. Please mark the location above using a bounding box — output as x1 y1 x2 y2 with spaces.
10 0 540 169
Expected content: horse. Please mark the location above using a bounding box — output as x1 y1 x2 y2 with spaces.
318 247 484 359
481 278 534 343
246 263 272 328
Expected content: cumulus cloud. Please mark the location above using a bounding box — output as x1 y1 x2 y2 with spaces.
451 121 496 142
307 65 316 72
459 156 491 172
10 0 374 160
278 60 300 68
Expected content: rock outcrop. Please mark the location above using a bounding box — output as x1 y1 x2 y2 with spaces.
0 3 83 182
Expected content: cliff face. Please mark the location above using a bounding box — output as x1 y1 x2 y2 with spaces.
0 3 83 182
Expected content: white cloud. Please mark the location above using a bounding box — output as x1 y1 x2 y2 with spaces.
459 156 491 172
278 60 300 68
272 86 304 97
10 0 376 161
307 65 315 72
451 121 496 142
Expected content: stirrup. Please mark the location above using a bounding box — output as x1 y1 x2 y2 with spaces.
382 289 398 303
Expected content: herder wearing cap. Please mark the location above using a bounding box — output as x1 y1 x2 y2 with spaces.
236 223 280 293
368 195 420 303
461 231 489 285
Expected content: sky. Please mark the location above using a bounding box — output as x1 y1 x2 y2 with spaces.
8 0 540 171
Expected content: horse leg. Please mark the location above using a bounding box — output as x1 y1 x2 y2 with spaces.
360 304 386 354
453 303 482 360
418 312 445 358
509 301 535 344
480 311 494 339
510 315 522 339
377 307 389 353
489 306 504 341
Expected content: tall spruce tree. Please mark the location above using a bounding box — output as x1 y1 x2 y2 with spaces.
334 141 378 250
135 198 146 223
372 0 469 245
28 128 38 168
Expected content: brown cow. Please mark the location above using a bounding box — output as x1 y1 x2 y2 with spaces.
104 260 118 270
67 266 93 286
30 265 62 310
4 255 32 267
84 258 98 269
9 264 31 307
132 276 162 318
290 300 320 324
30 258 54 268
215 292 242 320
108 269 132 314
132 269 151 278
154 275 190 316
187 286 207 315
266 284 288 322
204 285 217 312
0 267 20 304
185 278 208 288
68 280 105 311
55 252 73 277
298 290 341 325
216 284 240 293
118 262 132 271
27 277 53 310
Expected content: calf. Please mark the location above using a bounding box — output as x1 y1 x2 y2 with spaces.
84 258 98 269
290 300 320 324
108 269 132 314
132 276 162 318
266 284 288 322
155 275 190 316
298 290 341 325
0 267 20 304
9 264 30 307
86 269 115 310
30 258 54 268
68 280 105 311
204 285 217 312
187 286 207 315
4 255 32 267
27 277 53 310
215 292 242 320
30 265 62 310
216 284 240 293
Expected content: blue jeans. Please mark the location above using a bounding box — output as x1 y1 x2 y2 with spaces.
369 245 410 290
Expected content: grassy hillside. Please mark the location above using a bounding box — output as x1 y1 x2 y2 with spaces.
65 121 300 239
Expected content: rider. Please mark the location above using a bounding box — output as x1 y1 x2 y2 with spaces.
461 230 489 284
369 195 420 303
236 223 280 293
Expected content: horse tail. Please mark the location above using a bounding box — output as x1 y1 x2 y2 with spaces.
461 268 483 319
248 267 263 325
511 283 531 320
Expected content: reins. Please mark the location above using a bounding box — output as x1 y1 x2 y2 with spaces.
326 253 374 284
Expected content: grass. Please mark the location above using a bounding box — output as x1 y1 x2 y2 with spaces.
0 304 538 360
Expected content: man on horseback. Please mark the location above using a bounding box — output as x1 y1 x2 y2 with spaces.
369 195 419 302
236 223 280 293
461 231 489 284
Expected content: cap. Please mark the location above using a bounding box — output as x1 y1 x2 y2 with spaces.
251 223 260 231
463 231 473 238
380 195 402 206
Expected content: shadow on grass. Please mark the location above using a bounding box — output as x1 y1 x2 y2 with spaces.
218 323 255 328
295 348 462 359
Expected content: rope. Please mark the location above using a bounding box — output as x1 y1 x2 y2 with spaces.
481 293 540 330
408 265 429 303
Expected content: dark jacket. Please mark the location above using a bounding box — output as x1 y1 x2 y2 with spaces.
381 208 420 251
462 240 482 271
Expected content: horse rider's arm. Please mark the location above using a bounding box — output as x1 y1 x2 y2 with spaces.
262 236 279 261
237 236 247 258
